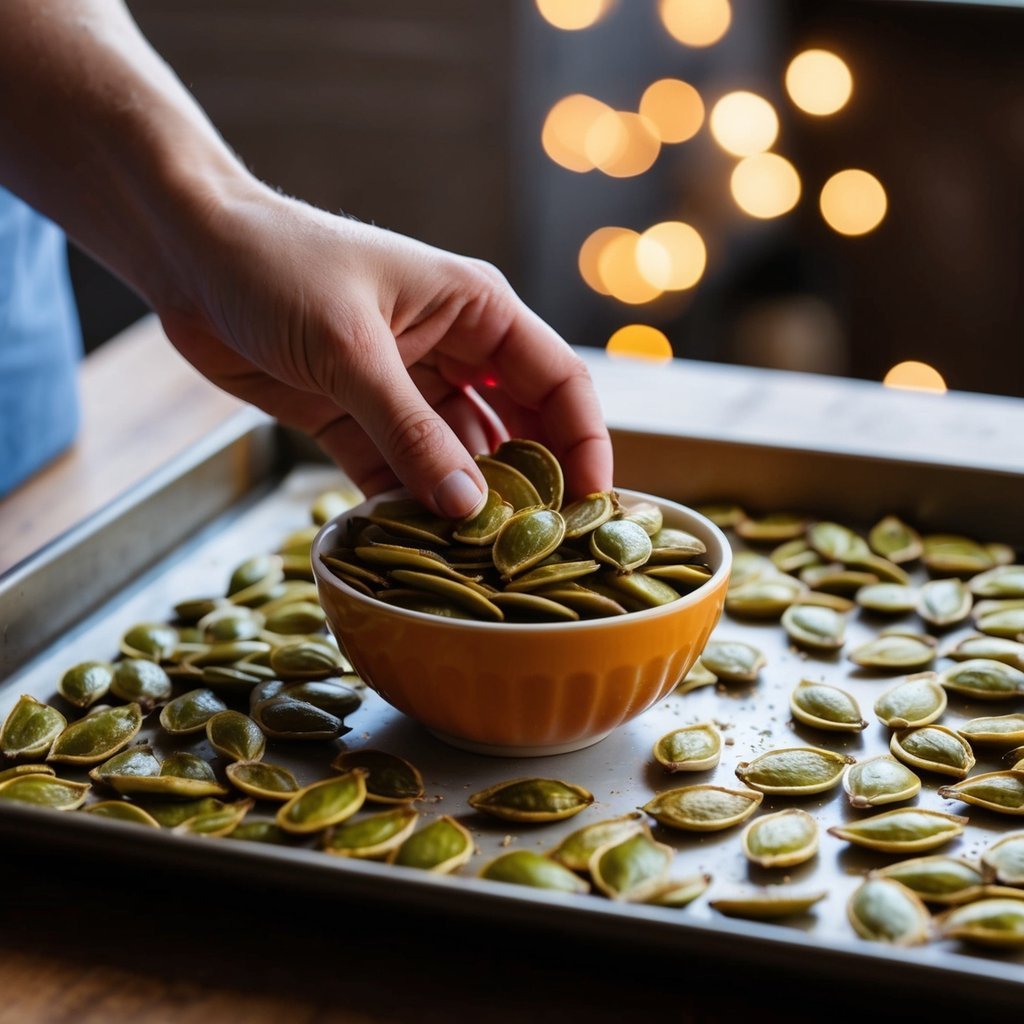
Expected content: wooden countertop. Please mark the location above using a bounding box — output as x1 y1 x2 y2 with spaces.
2 318 1022 1023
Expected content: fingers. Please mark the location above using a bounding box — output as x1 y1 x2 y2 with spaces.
339 323 490 519
433 282 615 498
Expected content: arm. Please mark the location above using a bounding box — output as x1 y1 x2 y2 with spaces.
0 0 613 517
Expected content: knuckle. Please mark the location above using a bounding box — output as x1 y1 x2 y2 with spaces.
386 409 449 465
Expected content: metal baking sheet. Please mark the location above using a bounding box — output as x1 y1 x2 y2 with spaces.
3 418 1024 1002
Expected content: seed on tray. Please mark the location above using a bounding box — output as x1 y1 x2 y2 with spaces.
699 640 766 683
726 575 803 619
980 832 1024 886
0 774 90 810
781 603 848 650
652 722 722 772
109 658 173 709
741 808 818 869
936 899 1024 948
589 830 673 901
917 578 973 628
938 658 1024 700
889 725 975 778
388 815 474 873
174 799 253 837
872 856 987 906
790 679 866 733
640 874 712 908
225 761 300 801
827 808 969 854
548 813 646 873
842 756 921 809
969 564 1024 599
322 807 420 860
922 534 995 576
159 687 228 735
82 800 160 827
57 661 114 709
735 747 855 796
0 694 67 761
331 750 425 805
709 889 826 920
276 769 367 835
119 622 180 662
847 878 930 946
468 778 593 823
642 784 762 832
734 512 810 544
205 710 266 763
868 515 923 564
854 583 918 615
943 634 1024 669
938 772 1024 815
848 633 936 671
957 713 1024 747
47 703 143 766
478 850 590 893
873 673 947 729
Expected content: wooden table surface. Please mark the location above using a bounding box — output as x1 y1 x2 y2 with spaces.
2 319 1022 1023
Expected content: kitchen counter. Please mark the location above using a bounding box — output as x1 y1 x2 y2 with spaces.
2 317 1022 1023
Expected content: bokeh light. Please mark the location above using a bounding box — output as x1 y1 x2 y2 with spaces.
659 0 732 48
579 226 632 295
636 222 707 290
535 0 611 30
585 111 661 177
598 230 664 304
541 94 613 172
883 361 947 393
820 169 887 235
730 153 802 218
639 79 705 144
785 49 853 116
606 325 674 362
709 91 779 156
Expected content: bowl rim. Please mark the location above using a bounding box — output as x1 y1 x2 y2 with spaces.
311 486 732 633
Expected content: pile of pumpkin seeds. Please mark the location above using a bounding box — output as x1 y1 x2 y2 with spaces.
7 470 1024 962
320 439 715 623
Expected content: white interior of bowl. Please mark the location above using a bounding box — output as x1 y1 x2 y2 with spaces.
312 487 732 632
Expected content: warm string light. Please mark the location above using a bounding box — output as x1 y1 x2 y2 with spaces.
606 324 674 362
658 0 732 48
820 169 887 236
785 49 853 116
535 0 612 31
883 362 947 393
730 153 801 219
709 92 779 157
639 79 705 144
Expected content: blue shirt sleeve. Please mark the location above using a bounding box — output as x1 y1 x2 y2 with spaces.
0 186 83 497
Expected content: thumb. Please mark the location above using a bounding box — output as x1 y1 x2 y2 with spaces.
344 326 488 520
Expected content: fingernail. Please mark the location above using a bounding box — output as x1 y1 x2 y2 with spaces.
434 469 486 520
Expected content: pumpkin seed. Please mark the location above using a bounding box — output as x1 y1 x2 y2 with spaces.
263 602 326 636
331 750 425 804
492 438 564 510
846 552 912 586
873 856 987 905
120 622 179 661
621 500 664 537
468 777 593 823
938 772 1024 814
489 591 581 622
366 499 452 546
159 688 228 735
174 799 253 837
874 673 947 729
58 661 114 709
377 589 476 619
504 559 600 593
695 503 744 529
479 850 590 893
969 564 1024 599
0 764 55 784
227 554 285 605
474 455 543 511
323 806 420 859
792 591 855 613
790 679 866 733
710 889 826 920
0 695 67 761
173 596 228 624
647 527 707 563
88 745 160 786
312 487 361 525
770 538 820 574
741 808 818 868
200 665 267 690
944 635 1024 669
976 606 1024 639
388 570 505 621
653 723 722 772
276 769 367 834
807 521 871 564
561 492 615 539
589 830 674 901
138 797 226 828
450 489 514 546
225 761 300 801
604 572 681 608
981 832 1024 885
277 525 320 557
251 695 346 740
939 658 1024 700
589 520 652 574
389 815 473 872
917 578 972 628
548 812 646 872
206 711 266 763
700 640 766 684
847 878 930 946
855 583 919 615
735 512 809 544
642 785 762 832
735 747 854 795
843 756 921 808
729 551 774 590
937 899 1024 948
801 565 879 594
922 534 994 576
269 640 344 681
184 640 271 668
869 515 923 563
726 576 803 619
890 725 975 778
109 659 173 709
108 771 228 800
161 751 218 783
848 633 936 671
958 714 1024 747
198 606 265 643
781 604 847 651
0 775 90 810
641 874 713 908
828 808 969 853
641 563 713 590
47 703 143 766
82 801 161 827
227 819 291 844
674 660 718 695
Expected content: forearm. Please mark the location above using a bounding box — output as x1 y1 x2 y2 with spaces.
0 0 258 309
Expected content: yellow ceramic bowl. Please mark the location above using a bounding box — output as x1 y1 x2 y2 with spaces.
312 489 731 757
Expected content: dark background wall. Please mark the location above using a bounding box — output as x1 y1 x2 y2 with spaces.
72 0 1024 398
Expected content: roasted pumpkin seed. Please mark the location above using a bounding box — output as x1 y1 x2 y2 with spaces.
848 633 936 671
0 764 55 784
710 889 825 920
276 769 367 834
82 801 161 827
674 660 718 695
653 723 722 772
855 583 918 615
548 813 645 872
976 606 1024 639
938 771 1024 814
468 777 593 823
843 756 921 808
828 808 969 853
642 785 762 832
225 761 300 801
726 576 803 619
331 750 425 804
589 830 673 901
492 438 564 510
868 515 923 564
0 774 90 810
641 874 713 908
958 713 1024 747
917 578 972 628
891 725 975 778
937 899 1024 948
939 658 1024 700
807 521 871 564
981 832 1024 885
790 679 866 733
700 640 766 684
944 634 1024 669
589 520 652 574
873 672 947 729
389 815 473 873
323 806 420 859
479 850 590 893
735 512 809 544
741 808 818 868
474 455 542 511
735 747 854 795
0 695 67 761
174 799 253 837
847 878 930 946
922 534 994 576
205 711 266 763
269 640 344 681
873 856 986 905
120 622 179 661
159 688 228 735
969 564 1024 599
88 744 160 786
452 489 514 546
58 661 114 709
47 703 143 766
251 695 346 740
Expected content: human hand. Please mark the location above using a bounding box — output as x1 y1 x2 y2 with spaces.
158 186 613 519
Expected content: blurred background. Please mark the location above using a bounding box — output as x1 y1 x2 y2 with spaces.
77 0 1024 397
